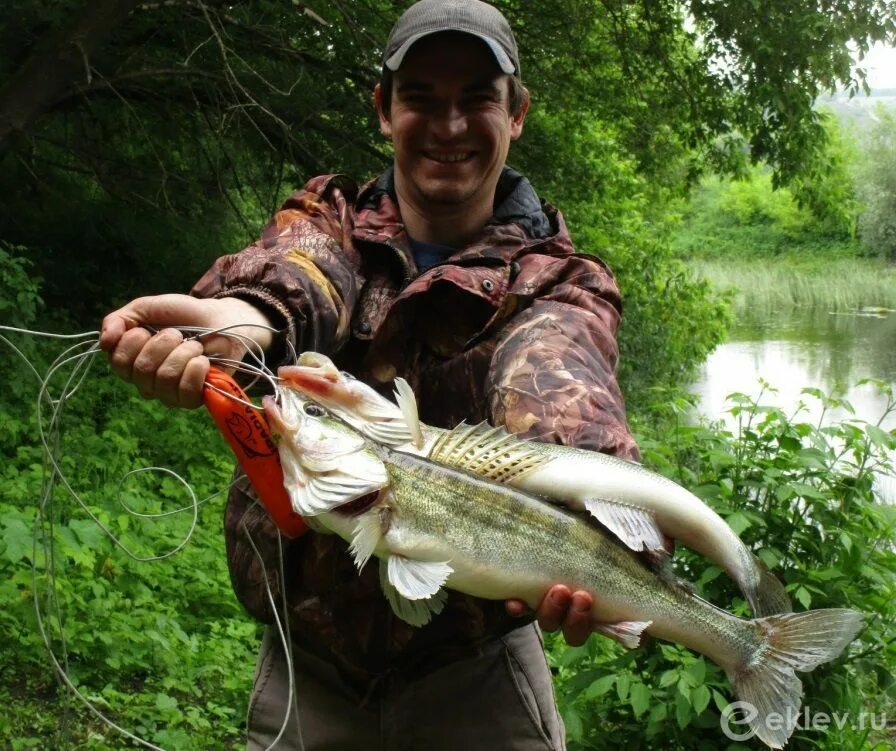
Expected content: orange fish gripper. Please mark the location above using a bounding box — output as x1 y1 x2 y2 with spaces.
202 367 307 537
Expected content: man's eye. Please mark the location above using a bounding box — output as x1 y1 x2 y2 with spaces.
304 403 327 417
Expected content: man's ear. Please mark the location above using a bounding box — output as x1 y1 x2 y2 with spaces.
374 84 392 139
510 88 530 141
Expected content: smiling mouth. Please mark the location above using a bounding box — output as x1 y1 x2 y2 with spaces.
423 151 475 164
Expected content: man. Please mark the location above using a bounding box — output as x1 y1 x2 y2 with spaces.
101 1 639 748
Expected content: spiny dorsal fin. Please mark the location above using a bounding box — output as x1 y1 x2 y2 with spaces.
428 421 551 484
393 377 424 449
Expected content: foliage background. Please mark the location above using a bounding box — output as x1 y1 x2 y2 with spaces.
1 0 895 748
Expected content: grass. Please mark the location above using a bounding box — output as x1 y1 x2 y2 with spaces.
695 257 896 315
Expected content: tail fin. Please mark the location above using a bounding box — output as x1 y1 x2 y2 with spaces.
728 609 863 749
746 555 792 617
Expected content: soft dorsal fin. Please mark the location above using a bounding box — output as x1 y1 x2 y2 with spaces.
583 498 667 553
393 377 424 449
428 421 551 484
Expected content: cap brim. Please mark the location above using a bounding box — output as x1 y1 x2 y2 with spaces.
385 31 516 75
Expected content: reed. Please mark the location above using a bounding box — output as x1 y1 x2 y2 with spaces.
696 258 896 315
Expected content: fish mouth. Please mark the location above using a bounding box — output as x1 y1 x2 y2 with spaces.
279 358 354 404
333 489 382 517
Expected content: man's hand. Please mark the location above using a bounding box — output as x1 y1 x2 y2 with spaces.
100 294 274 409
506 585 595 647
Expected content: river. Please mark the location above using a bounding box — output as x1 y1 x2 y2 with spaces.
689 307 896 504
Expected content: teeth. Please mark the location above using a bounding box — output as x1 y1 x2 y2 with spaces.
427 152 472 163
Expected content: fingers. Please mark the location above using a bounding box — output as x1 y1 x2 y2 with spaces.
109 326 210 409
100 293 277 409
505 599 532 618
101 294 275 366
537 585 572 633
100 295 161 353
154 338 209 408
562 591 594 647
528 585 595 647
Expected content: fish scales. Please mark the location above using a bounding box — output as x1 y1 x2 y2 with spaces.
375 445 756 675
279 354 793 619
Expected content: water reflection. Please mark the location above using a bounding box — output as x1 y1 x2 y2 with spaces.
690 309 896 503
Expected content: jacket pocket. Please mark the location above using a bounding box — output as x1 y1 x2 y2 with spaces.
502 624 566 750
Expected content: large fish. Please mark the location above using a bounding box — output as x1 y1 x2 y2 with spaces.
276 352 791 617
262 384 862 750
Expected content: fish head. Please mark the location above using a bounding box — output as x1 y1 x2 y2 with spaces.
278 353 414 447
263 385 388 516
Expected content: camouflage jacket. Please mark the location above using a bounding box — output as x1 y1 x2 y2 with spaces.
192 167 639 687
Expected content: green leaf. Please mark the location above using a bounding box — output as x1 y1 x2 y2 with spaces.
630 682 651 717
725 512 751 535
562 706 584 742
713 689 731 713
794 585 812 609
2 518 30 564
155 693 178 712
659 669 679 688
675 690 692 729
687 659 706 686
839 531 852 552
584 674 615 699
692 684 711 715
648 702 668 724
756 548 779 569
616 673 631 702
866 425 895 451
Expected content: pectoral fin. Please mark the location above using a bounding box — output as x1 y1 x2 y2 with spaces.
583 498 667 553
349 507 389 571
379 559 448 627
387 555 452 600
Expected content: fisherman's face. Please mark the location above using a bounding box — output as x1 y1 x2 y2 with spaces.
376 33 528 213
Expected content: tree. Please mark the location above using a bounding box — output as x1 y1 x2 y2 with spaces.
0 0 892 374
856 105 896 259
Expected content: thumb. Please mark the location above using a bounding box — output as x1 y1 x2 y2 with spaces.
100 294 212 352
123 294 216 328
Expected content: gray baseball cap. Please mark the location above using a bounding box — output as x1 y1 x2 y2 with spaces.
384 0 520 76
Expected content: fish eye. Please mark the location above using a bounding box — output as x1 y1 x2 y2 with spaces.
340 370 356 381
303 403 327 417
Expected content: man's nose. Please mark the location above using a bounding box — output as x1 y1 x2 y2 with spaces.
429 103 468 140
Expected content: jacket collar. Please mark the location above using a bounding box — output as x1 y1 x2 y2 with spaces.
354 165 555 244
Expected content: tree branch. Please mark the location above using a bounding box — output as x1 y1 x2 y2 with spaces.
0 0 144 152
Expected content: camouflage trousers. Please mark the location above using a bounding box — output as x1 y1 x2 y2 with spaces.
246 623 566 750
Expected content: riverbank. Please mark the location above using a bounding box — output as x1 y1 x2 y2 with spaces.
696 256 896 315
